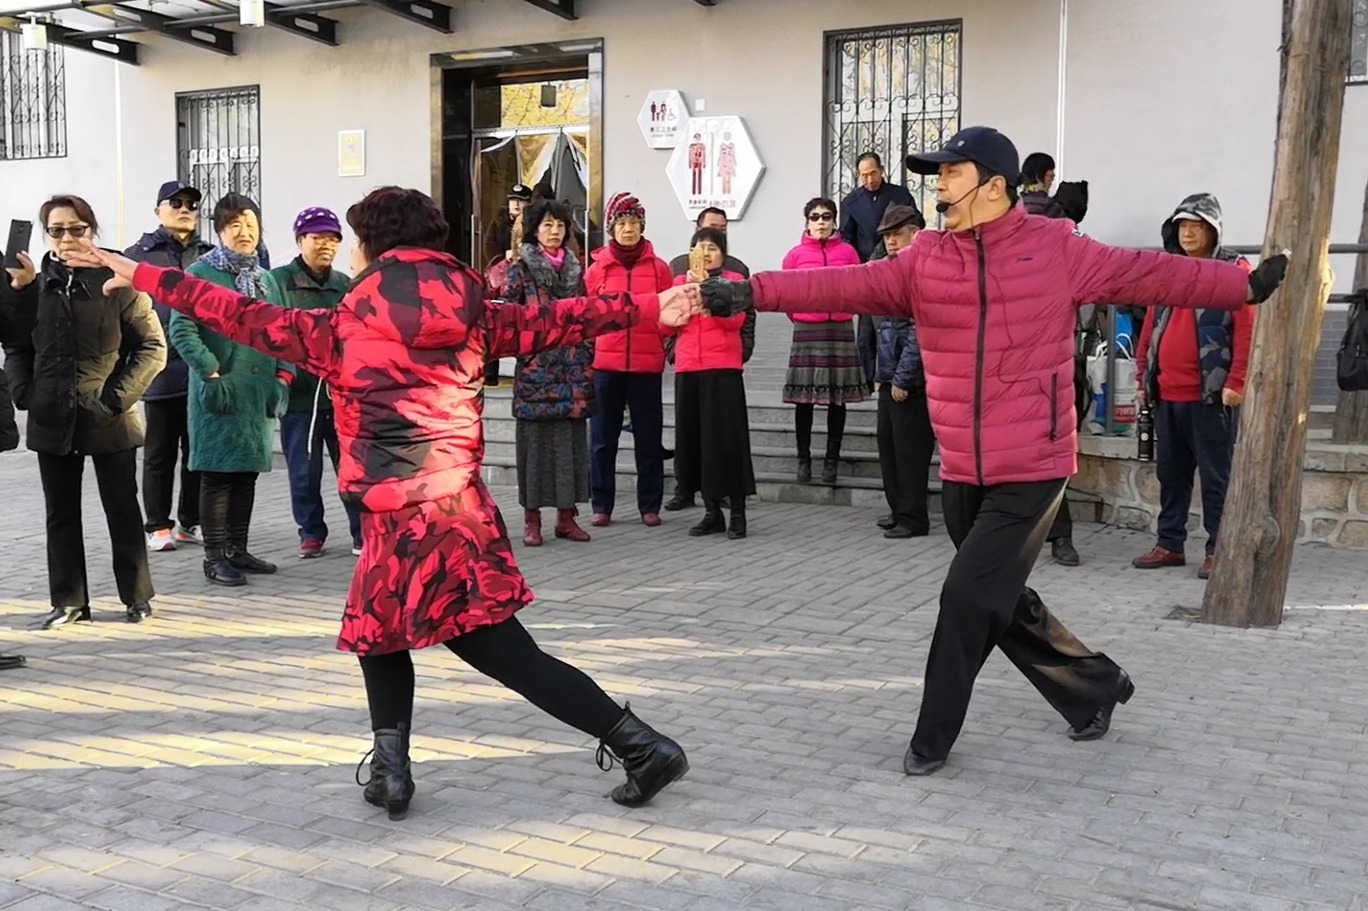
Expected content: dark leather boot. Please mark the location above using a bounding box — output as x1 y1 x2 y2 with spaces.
664 491 695 511
356 722 415 820
203 548 246 587
688 501 726 537
596 705 688 808
822 432 843 484
227 484 276 574
40 606 91 630
821 458 838 484
554 508 591 542
727 501 747 540
796 457 812 483
523 509 543 547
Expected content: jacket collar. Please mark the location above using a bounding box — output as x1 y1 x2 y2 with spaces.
285 255 350 293
41 251 113 295
136 225 209 254
947 204 1029 246
351 246 464 287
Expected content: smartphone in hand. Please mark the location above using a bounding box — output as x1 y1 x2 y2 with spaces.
4 219 32 270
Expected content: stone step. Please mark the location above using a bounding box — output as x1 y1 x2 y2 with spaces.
482 387 881 430
482 413 885 454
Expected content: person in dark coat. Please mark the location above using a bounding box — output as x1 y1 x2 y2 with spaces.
126 180 215 553
2 195 166 629
857 204 935 540
271 207 361 559
1 252 38 665
839 152 919 262
1020 152 1082 567
172 194 292 587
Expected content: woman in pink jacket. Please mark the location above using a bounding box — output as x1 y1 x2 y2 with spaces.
781 197 867 484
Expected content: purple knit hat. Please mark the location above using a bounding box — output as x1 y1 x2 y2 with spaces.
292 207 343 239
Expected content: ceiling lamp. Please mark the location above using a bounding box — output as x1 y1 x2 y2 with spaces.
240 0 265 28
20 19 49 52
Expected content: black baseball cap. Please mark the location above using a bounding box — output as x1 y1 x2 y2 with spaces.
156 180 201 205
508 184 533 201
906 126 1020 185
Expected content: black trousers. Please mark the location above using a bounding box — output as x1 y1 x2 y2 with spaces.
142 397 200 532
37 448 154 608
200 471 258 553
876 385 936 533
1048 496 1072 541
910 479 1123 761
358 617 623 736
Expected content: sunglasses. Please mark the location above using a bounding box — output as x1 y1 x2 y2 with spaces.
164 198 200 212
46 225 91 239
807 212 835 223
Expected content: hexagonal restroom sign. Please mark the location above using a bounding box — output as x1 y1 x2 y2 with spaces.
665 115 765 221
637 90 686 149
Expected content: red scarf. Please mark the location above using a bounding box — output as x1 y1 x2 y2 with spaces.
610 239 645 269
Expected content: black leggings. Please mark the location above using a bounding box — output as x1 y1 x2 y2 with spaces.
358 617 623 737
794 403 847 459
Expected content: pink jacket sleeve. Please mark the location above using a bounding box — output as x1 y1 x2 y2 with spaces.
751 254 915 319
1066 231 1249 312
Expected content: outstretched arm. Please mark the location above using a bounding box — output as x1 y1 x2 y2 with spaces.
1067 232 1249 312
749 255 914 318
484 290 664 359
133 264 338 381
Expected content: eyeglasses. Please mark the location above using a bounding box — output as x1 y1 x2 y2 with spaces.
807 212 835 223
164 198 200 212
45 225 91 239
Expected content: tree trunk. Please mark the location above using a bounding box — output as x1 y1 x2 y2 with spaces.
1201 0 1351 628
1330 178 1368 442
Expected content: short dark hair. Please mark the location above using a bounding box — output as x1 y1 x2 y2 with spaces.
211 193 262 235
39 194 99 236
521 199 575 245
689 226 728 258
856 152 883 169
974 165 1020 207
345 186 448 259
803 197 838 219
1020 152 1056 186
695 206 727 227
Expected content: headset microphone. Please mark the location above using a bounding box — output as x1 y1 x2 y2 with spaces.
934 178 991 214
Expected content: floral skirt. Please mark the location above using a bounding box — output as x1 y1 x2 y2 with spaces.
783 321 870 406
337 480 532 655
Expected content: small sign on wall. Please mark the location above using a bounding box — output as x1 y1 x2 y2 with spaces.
338 130 365 177
637 90 687 150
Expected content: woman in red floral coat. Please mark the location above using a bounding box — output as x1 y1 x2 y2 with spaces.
70 187 695 821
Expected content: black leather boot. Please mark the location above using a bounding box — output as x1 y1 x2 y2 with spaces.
727 501 747 540
687 501 726 537
796 457 812 483
596 705 688 808
203 547 246 587
356 722 415 820
226 509 276 575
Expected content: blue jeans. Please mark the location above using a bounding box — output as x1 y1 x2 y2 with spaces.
590 372 664 516
279 411 361 546
1155 400 1237 556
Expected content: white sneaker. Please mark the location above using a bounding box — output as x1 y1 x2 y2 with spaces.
351 543 363 557
147 529 177 552
174 524 204 546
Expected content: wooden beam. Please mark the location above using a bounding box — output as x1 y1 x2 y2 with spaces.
521 0 576 19
1200 0 1352 627
354 0 452 32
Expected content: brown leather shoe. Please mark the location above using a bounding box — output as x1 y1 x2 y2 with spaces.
554 508 591 542
1198 554 1215 580
1131 547 1185 569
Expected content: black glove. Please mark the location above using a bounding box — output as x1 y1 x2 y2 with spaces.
1248 252 1289 304
700 277 754 317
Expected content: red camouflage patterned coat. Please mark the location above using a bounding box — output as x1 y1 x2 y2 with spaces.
129 247 663 655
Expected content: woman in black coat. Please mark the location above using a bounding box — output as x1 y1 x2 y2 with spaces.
3 195 167 629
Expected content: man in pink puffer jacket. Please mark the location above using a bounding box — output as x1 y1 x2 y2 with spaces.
699 126 1288 775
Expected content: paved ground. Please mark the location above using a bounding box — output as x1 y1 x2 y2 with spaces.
2 448 1368 911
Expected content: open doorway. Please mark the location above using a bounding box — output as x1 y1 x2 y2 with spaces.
432 41 603 273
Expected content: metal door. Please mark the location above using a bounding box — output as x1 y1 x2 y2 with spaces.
176 86 262 238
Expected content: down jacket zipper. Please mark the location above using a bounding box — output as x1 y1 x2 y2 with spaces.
973 231 988 486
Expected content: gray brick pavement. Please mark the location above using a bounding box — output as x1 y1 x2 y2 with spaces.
2 447 1368 910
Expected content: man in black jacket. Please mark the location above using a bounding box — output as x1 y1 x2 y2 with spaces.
840 152 919 262
126 180 214 553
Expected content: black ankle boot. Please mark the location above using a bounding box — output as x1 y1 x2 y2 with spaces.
596 705 688 808
727 502 747 539
356 722 415 820
796 457 812 483
203 547 246 587
821 458 838 484
687 501 726 537
227 548 278 575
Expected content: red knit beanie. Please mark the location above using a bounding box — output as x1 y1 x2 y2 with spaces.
605 192 645 226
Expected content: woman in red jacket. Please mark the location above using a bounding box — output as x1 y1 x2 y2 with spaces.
582 193 674 528
69 186 694 820
665 227 755 539
781 197 868 484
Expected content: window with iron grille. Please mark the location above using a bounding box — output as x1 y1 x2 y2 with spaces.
1351 0 1368 83
0 30 67 161
822 20 961 224
176 86 262 239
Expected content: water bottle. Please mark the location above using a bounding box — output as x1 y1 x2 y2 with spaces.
1136 404 1155 462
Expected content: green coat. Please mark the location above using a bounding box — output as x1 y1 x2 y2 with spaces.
170 261 292 473
269 257 351 414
